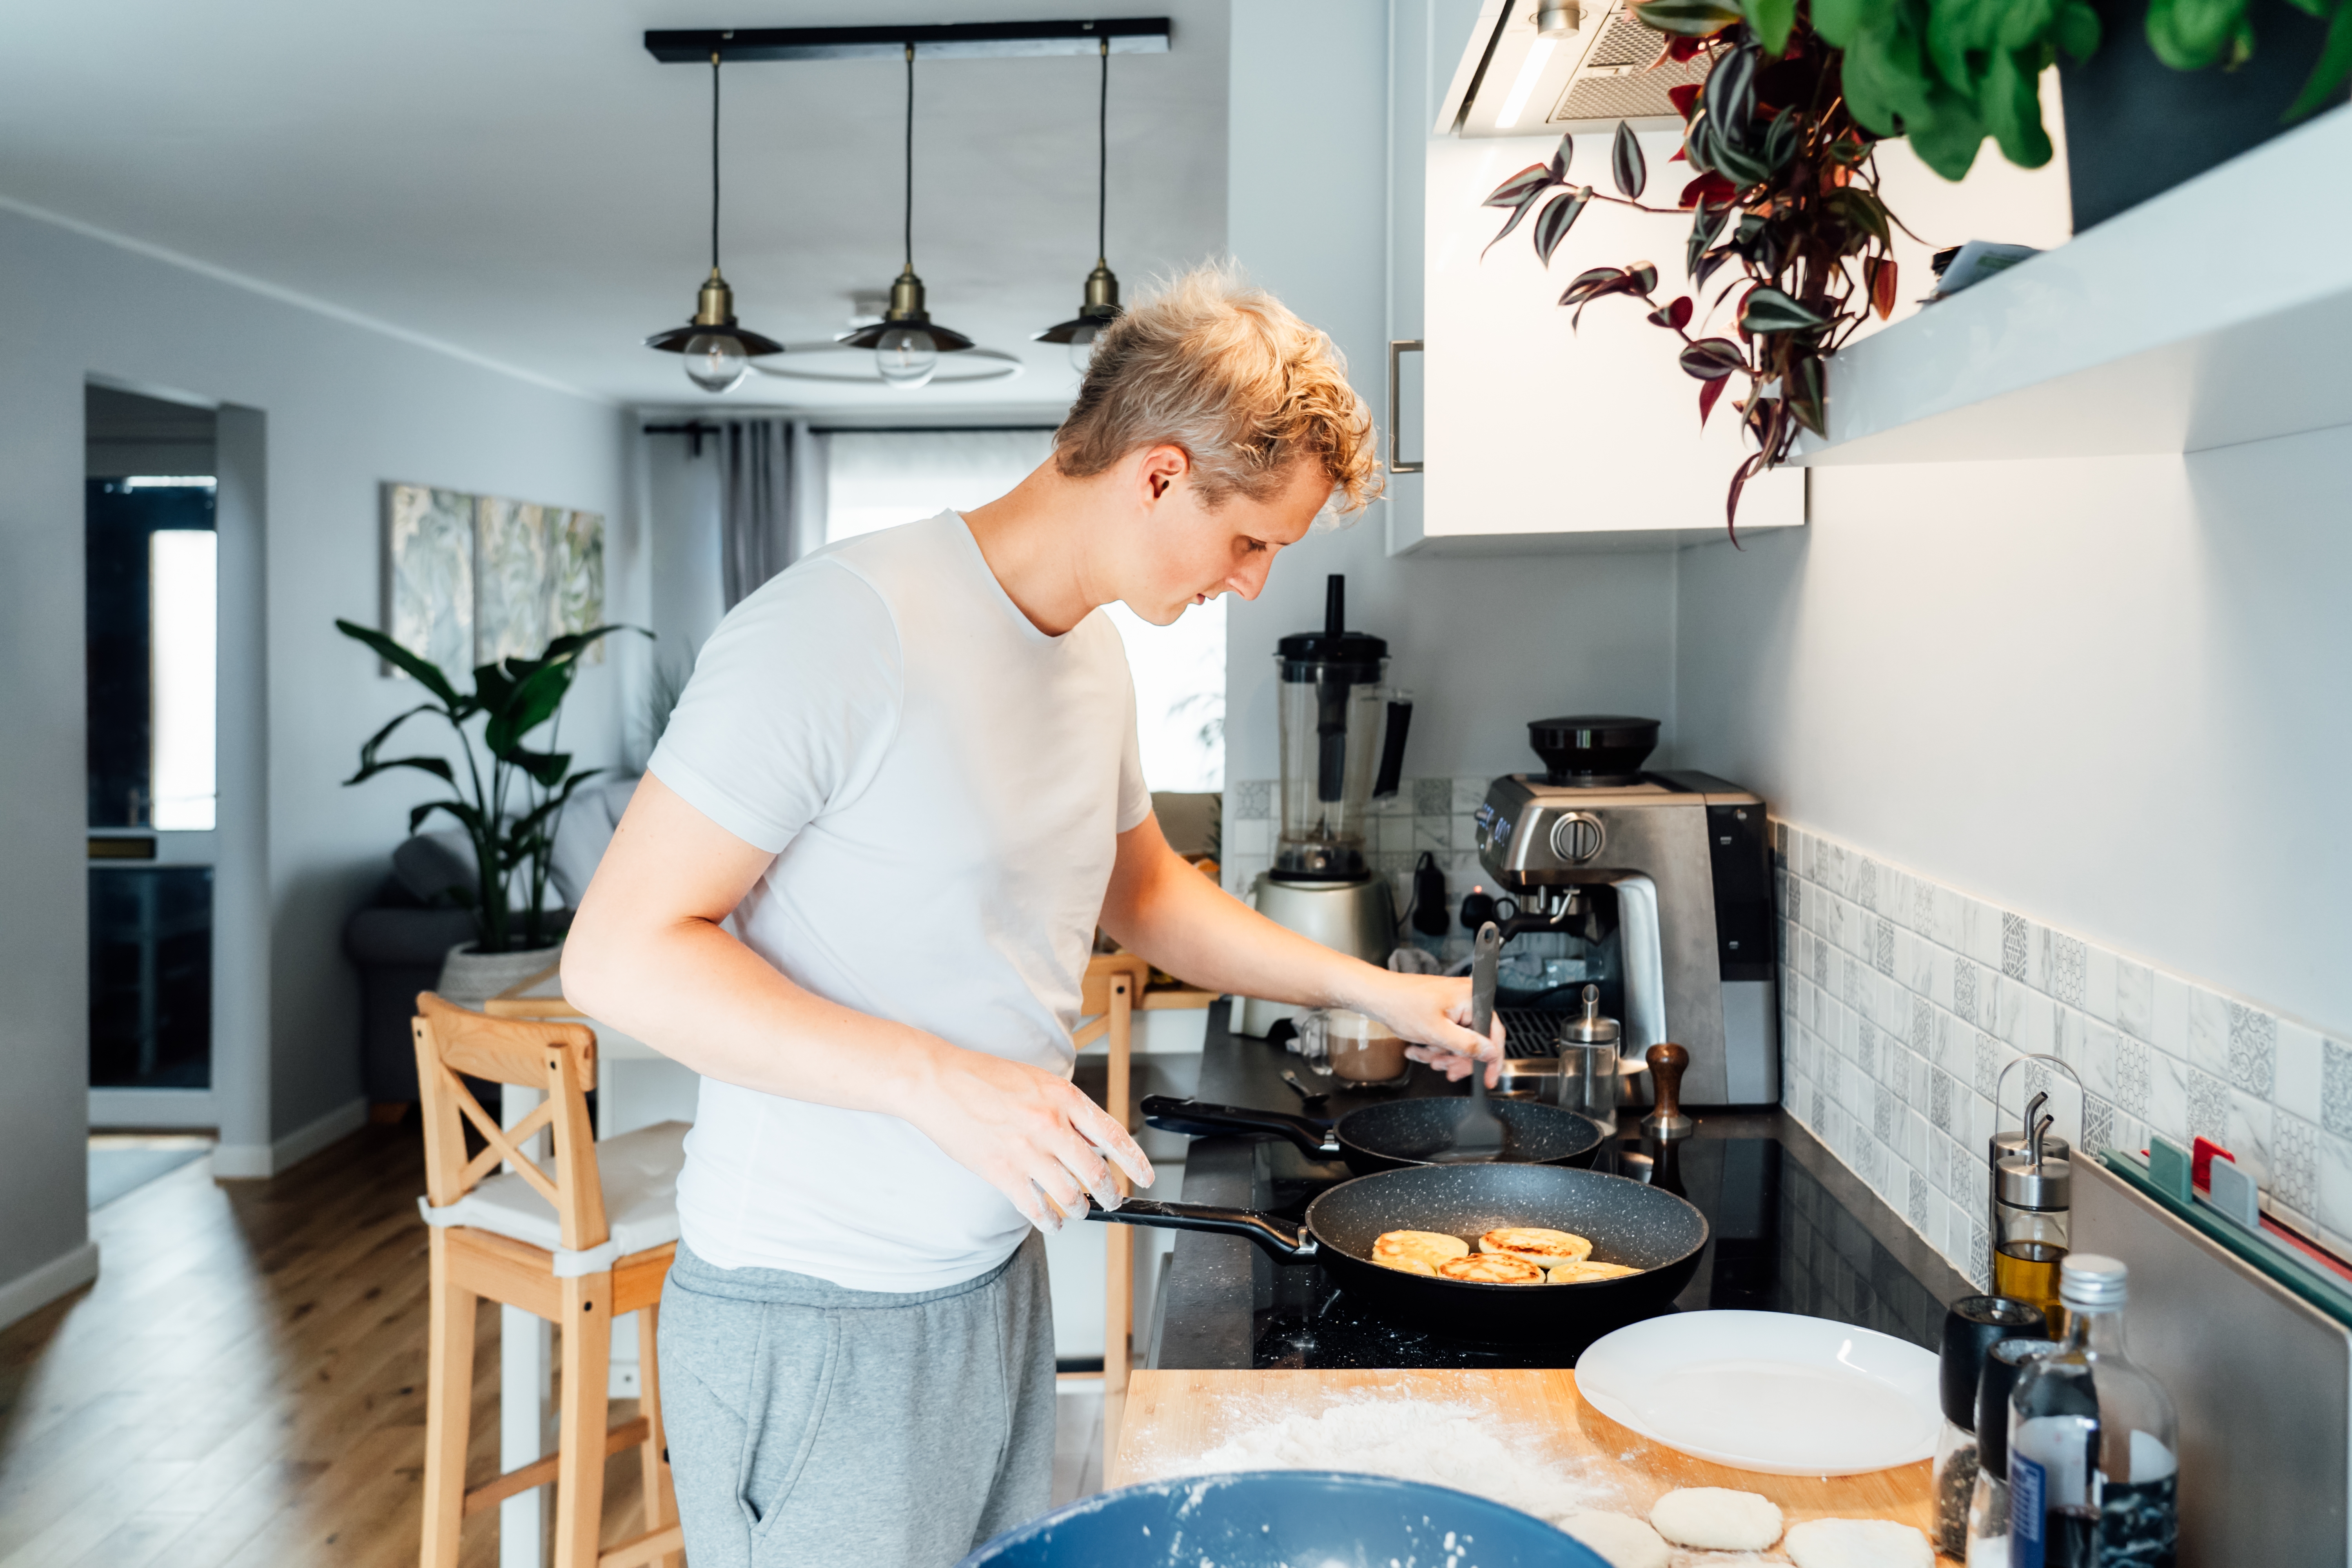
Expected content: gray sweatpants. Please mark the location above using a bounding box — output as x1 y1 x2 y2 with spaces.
658 1234 1056 1568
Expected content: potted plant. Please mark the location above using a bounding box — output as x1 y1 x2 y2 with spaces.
335 618 644 1005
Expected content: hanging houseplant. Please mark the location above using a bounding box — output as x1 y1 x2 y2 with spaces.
1486 0 2351 535
1481 9 1904 534
335 619 647 955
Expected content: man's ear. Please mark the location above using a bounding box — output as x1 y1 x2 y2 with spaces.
1139 444 1191 504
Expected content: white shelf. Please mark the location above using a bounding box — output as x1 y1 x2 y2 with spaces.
1795 103 2352 466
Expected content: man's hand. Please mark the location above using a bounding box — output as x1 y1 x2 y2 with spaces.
904 1043 1156 1232
1355 970 1504 1087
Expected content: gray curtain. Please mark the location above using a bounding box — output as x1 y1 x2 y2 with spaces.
719 418 824 609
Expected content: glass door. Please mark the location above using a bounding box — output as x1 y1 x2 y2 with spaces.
87 422 220 1103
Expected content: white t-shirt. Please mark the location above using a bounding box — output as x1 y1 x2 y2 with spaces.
647 510 1152 1292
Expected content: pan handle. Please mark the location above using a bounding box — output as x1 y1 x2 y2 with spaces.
1084 1196 1319 1263
1141 1095 1341 1158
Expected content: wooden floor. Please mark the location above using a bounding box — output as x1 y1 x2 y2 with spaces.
0 1124 657 1568
0 1124 1109 1568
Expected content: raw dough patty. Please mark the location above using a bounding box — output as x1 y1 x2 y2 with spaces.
1436 1252 1547 1285
1548 1259 1640 1284
1558 1510 1669 1568
1372 1230 1470 1273
1479 1226 1593 1265
1784 1516 1934 1568
1649 1487 1785 1551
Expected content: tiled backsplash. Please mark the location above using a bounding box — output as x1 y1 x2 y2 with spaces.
1225 777 1498 960
1775 820 2348 1289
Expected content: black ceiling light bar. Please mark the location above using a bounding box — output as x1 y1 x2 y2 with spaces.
643 18 1171 64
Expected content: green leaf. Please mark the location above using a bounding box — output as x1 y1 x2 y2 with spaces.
1739 285 1830 333
1611 120 1648 200
1482 189 1548 259
1702 44 1758 141
335 619 464 710
1534 187 1594 266
1482 163 1558 210
483 661 577 757
1686 198 1731 278
2056 0 2103 56
345 754 456 788
1632 0 1745 34
2146 0 2254 69
1824 187 1893 247
1814 0 1895 49
1679 337 1748 378
410 798 487 836
1904 92 1991 180
1743 0 1797 54
1982 49 2055 169
506 746 573 789
1839 22 1936 136
2286 0 2352 118
1548 133 1575 182
1788 355 1829 437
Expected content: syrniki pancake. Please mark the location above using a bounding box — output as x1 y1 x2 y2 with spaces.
1371 1229 1470 1273
1478 1226 1593 1265
1437 1252 1546 1285
1548 1258 1641 1284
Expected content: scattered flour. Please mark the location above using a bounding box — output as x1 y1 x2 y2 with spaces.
1177 1397 1606 1529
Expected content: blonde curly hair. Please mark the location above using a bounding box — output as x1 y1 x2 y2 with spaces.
1053 261 1383 520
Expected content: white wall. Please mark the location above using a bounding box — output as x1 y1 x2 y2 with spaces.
1223 0 1683 791
1677 436 2352 1041
0 205 630 1318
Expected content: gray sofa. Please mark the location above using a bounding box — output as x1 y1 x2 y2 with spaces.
342 775 638 1105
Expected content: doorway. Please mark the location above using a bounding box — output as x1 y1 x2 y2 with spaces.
85 385 223 1140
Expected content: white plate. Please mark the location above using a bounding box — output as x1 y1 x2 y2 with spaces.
1575 1310 1941 1475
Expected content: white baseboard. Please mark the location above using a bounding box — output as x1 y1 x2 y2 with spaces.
0 1240 101 1332
89 1087 217 1129
213 1097 368 1179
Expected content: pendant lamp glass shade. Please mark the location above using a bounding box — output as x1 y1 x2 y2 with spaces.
838 46 979 392
1036 40 1124 370
645 55 779 392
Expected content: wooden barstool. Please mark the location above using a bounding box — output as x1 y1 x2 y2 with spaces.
411 992 686 1568
1074 953 1150 1472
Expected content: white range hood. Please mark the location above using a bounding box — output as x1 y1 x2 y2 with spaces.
1437 0 1712 138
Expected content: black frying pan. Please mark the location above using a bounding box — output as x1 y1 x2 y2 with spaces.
1142 1093 1606 1176
1087 1162 1707 1340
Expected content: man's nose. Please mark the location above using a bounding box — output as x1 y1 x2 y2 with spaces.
1225 553 1276 601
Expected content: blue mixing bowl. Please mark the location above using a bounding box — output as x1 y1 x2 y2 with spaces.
956 1470 1611 1567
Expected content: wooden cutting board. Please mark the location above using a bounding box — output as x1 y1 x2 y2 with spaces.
1112 1368 1952 1562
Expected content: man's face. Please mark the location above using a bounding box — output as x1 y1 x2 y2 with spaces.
1119 447 1330 626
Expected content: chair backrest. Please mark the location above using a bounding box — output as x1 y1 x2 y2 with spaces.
412 991 607 1252
1074 953 1150 1051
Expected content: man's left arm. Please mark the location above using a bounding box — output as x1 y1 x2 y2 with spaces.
1096 813 1499 1082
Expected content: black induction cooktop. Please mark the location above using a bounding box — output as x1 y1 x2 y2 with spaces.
1145 1005 1970 1373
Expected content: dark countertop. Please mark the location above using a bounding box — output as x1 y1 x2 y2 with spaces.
1145 1001 1972 1371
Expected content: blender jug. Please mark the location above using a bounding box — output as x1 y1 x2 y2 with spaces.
1275 575 1412 878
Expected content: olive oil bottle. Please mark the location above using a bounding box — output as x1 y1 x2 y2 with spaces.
1993 1106 2072 1333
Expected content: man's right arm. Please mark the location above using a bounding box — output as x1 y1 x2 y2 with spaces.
560 773 1149 1227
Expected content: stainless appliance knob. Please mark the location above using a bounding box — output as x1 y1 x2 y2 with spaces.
1548 811 1605 863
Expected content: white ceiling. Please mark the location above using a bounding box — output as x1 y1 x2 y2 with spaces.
0 1 1231 409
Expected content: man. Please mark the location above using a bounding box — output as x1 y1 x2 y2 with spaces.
562 264 1499 1567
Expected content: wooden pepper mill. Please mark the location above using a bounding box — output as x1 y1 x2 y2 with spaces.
1642 1041 1693 1142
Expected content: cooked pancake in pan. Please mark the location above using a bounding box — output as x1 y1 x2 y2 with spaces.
1548 1259 1641 1284
1478 1226 1593 1265
1437 1252 1547 1285
1372 1230 1472 1273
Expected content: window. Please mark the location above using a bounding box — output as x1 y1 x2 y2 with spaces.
86 476 218 830
821 429 1223 791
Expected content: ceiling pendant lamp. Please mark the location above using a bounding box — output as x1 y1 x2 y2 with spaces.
1035 38 1122 372
644 53 781 394
833 45 977 392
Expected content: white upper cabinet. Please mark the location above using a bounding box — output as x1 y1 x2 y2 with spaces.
1392 0 1801 554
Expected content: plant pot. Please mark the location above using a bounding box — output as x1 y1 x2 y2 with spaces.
435 939 565 1013
2060 0 2343 232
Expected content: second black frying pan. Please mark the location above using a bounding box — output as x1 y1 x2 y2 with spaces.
1088 1162 1707 1339
1142 1093 1606 1176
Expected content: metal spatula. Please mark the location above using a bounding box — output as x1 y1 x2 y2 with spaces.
1452 920 1507 1159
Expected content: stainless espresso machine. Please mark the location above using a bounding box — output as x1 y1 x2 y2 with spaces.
1474 715 1778 1106
1238 575 1412 1036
